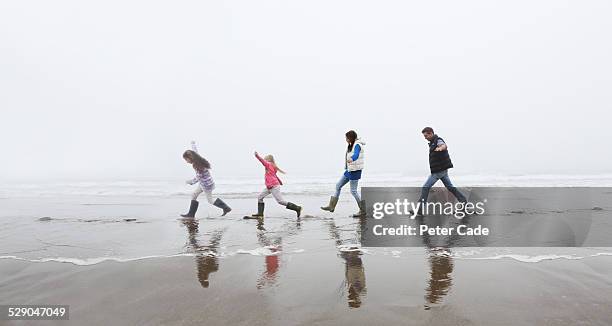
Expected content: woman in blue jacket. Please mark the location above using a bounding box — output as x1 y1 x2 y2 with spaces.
321 130 366 217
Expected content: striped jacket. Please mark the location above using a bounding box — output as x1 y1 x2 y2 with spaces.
188 142 215 191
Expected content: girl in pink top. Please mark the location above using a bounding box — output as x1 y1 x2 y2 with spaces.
247 151 302 219
257 152 284 188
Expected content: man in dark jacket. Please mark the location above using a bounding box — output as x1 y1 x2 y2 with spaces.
418 127 467 210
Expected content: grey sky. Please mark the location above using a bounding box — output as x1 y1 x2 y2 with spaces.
1 0 610 181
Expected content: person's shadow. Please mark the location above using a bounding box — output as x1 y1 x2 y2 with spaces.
181 219 224 288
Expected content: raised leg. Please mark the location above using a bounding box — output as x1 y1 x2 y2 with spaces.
270 186 288 206
334 174 350 198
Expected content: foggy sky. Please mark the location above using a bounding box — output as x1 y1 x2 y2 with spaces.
1 0 611 181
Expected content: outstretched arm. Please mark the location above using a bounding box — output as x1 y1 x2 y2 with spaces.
191 140 198 153
254 151 272 169
434 144 447 152
434 139 447 152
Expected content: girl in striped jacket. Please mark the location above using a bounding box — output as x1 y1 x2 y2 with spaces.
181 141 231 218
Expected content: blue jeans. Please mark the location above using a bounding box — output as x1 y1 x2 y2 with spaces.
335 175 361 202
419 170 466 203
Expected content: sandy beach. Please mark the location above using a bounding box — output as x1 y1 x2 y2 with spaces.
1 184 612 326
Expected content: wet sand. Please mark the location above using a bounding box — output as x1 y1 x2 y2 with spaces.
2 252 612 325
1 194 612 325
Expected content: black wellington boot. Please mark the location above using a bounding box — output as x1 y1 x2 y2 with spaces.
181 200 199 218
286 202 302 218
213 198 232 216
251 202 265 218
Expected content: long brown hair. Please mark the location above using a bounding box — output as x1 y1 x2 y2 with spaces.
346 130 358 152
183 150 211 171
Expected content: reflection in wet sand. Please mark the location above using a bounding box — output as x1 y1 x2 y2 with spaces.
253 218 303 289
181 219 223 288
179 213 453 309
328 219 367 308
343 251 366 308
417 217 455 309
256 220 281 289
415 191 467 308
425 248 454 307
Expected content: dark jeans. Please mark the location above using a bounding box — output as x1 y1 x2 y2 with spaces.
419 170 467 204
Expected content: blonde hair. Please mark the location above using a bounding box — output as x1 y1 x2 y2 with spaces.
264 154 285 174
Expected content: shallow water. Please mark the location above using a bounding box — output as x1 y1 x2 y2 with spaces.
2 194 611 265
